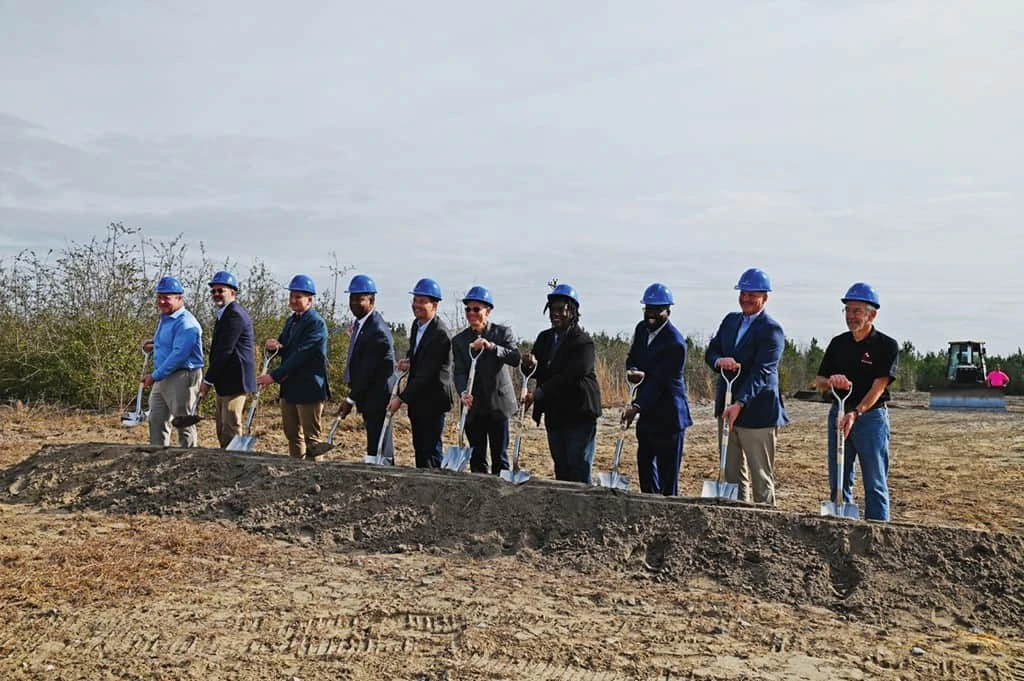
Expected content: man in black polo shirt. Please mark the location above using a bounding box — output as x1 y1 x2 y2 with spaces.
814 282 899 521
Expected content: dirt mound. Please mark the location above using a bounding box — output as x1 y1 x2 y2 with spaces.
3 443 1022 633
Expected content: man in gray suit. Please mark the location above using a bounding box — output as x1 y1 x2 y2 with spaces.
452 286 521 474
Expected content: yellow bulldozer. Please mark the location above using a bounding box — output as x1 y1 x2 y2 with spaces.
928 340 1006 410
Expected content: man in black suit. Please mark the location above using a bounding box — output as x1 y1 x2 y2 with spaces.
200 271 257 447
337 274 396 460
388 278 456 468
452 285 520 474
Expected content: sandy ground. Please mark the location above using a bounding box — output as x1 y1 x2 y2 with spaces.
1 394 1022 680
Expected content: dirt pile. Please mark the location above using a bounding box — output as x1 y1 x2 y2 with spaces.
4 442 1022 632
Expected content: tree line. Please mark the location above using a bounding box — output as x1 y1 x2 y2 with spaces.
1 223 1020 411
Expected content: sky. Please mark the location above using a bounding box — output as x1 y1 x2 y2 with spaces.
1 1 1022 355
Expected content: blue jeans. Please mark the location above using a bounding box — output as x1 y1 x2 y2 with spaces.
827 405 890 521
546 421 597 484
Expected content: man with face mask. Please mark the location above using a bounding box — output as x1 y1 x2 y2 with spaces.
142 276 205 447
521 284 602 484
388 278 457 468
704 268 789 505
200 271 256 448
621 283 692 496
452 285 520 474
256 274 331 459
814 282 898 521
337 274 396 461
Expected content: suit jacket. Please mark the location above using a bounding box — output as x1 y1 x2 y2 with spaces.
399 316 456 415
346 309 395 415
452 323 520 421
270 308 331 404
704 310 789 428
530 324 602 428
204 300 256 396
625 320 692 433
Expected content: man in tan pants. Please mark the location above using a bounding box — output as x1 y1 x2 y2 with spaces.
704 268 789 505
199 271 256 447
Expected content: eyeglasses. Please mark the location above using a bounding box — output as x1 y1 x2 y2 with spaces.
464 306 485 313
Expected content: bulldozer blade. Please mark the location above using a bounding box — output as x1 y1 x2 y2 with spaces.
819 500 860 520
226 434 257 452
700 479 739 500
929 388 1006 411
441 445 471 472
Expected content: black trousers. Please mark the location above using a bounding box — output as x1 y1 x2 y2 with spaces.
410 410 445 468
465 411 510 474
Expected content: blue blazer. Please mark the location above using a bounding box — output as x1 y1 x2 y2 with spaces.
346 309 395 415
704 311 789 428
271 308 331 404
204 300 256 396
625 320 692 433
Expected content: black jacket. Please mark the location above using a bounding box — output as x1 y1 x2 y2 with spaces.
346 309 395 415
530 324 602 428
399 316 457 415
204 300 256 396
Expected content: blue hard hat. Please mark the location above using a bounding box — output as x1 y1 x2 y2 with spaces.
641 282 674 306
346 274 377 294
409 277 443 301
462 285 494 308
547 283 580 306
842 282 880 309
208 270 239 290
287 274 316 295
156 275 184 295
734 268 772 292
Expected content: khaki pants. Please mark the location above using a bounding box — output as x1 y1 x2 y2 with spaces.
215 393 248 448
149 368 203 447
280 400 324 457
719 423 778 505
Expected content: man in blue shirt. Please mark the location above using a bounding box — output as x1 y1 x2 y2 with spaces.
142 276 205 447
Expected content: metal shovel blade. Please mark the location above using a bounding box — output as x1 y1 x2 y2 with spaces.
597 469 629 490
500 435 531 484
362 453 393 466
226 434 257 452
819 500 860 520
171 413 202 428
441 444 472 472
121 411 146 427
701 479 739 500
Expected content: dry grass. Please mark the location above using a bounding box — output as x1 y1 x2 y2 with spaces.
0 510 272 609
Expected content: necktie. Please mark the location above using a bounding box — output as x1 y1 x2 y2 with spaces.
736 316 753 345
344 320 360 383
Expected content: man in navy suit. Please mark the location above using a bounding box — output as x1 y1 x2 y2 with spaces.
452 285 520 474
200 271 256 448
388 278 456 468
257 274 331 459
704 268 789 505
337 274 396 460
621 283 692 496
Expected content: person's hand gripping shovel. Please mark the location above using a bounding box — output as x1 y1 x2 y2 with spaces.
121 350 152 427
227 348 278 452
598 369 645 490
501 363 537 485
820 384 860 519
702 365 741 500
441 346 483 472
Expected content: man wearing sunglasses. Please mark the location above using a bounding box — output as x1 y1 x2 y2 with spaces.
452 286 521 474
200 271 256 448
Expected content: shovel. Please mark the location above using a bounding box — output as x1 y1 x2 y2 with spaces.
121 351 152 427
701 366 741 500
441 346 483 472
226 349 278 452
363 370 407 465
500 364 537 485
171 392 204 428
820 385 860 519
597 369 645 490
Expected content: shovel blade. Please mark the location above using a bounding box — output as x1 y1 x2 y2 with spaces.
171 414 202 428
121 410 148 427
701 479 739 500
362 453 393 466
500 468 531 485
597 470 630 490
819 500 860 520
441 445 471 472
226 435 257 452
